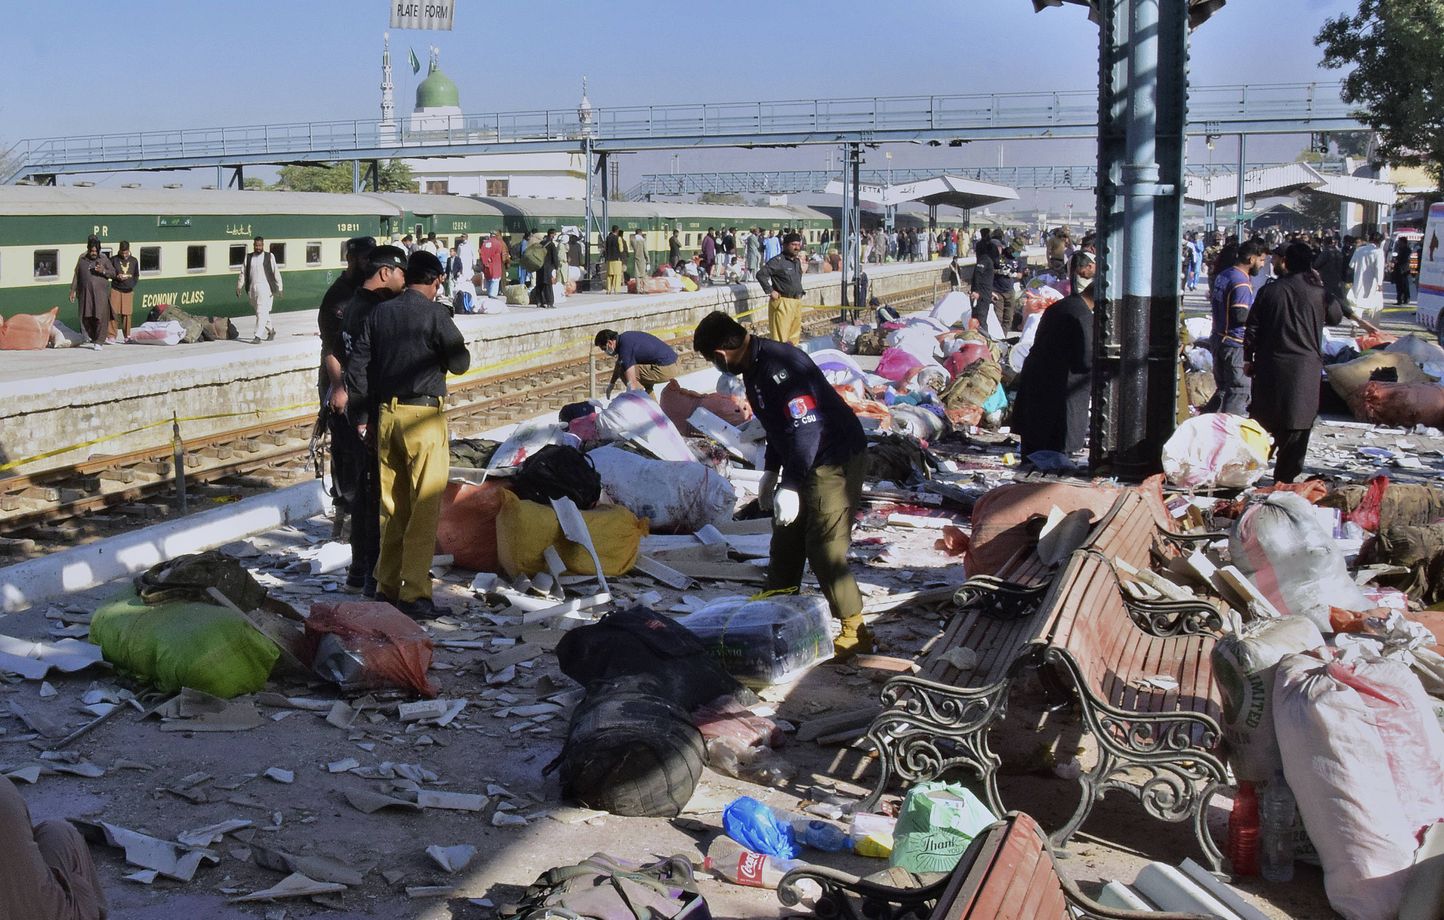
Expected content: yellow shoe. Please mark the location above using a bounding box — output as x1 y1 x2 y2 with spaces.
833 616 875 662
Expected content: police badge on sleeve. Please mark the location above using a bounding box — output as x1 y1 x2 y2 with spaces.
787 395 817 425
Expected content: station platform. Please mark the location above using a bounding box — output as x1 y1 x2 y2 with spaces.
0 259 955 476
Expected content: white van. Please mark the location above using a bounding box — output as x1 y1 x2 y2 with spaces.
1416 202 1444 330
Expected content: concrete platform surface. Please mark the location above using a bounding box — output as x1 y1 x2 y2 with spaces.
1 260 952 475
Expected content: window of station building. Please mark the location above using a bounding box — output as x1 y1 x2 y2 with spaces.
306 242 322 265
269 243 286 265
33 249 59 279
186 245 206 271
424 180 449 194
229 244 246 269
485 179 509 197
139 246 161 273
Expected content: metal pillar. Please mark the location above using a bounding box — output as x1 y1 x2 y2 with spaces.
1089 0 1186 478
1234 134 1247 239
850 143 864 313
840 147 851 309
599 152 611 242
228 166 245 189
584 136 595 282
353 159 361 193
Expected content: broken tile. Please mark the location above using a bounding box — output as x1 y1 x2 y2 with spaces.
229 872 347 902
425 844 477 873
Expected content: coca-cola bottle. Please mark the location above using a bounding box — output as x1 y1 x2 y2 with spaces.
705 836 808 889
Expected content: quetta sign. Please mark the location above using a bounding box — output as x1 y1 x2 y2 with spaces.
391 1 455 30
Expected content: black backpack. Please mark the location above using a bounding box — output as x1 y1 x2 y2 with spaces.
547 674 706 818
555 607 741 712
512 444 602 510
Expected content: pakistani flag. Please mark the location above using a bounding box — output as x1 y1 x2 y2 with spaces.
408 47 421 74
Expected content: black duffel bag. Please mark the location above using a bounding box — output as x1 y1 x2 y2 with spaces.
555 607 741 712
512 444 602 510
547 674 706 818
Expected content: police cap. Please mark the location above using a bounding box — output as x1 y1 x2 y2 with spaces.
367 245 409 272
345 236 377 258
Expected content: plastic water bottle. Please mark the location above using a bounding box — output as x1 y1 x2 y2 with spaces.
1259 772 1296 883
788 816 851 852
706 836 804 889
1227 781 1259 877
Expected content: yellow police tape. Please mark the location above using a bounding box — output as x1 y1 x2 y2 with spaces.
4 294 840 474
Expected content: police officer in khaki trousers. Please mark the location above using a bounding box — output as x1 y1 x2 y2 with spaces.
692 311 873 659
756 231 806 345
345 251 471 619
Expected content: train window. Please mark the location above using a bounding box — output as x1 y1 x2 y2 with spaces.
685 234 692 246
306 243 322 265
229 245 246 269
339 242 349 261
139 246 161 273
269 243 286 265
186 245 206 271
33 249 59 279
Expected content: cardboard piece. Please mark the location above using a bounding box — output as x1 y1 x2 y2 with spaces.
416 790 487 811
0 635 105 681
74 821 220 882
634 555 694 590
550 496 609 595
230 872 348 902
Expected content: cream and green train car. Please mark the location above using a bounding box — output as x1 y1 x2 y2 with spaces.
369 193 505 250
0 186 390 322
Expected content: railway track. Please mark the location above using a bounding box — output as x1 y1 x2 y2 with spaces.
0 285 939 556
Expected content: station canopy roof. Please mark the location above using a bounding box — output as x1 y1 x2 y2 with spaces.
1185 163 1399 207
1031 0 1225 28
1185 164 1330 204
822 175 1019 211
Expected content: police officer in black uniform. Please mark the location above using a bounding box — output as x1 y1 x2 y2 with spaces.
346 250 471 619
333 245 408 595
319 237 376 537
692 311 873 659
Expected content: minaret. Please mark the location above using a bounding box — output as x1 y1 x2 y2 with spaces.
379 31 397 142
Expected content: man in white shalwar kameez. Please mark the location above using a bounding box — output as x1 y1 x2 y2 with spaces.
236 236 283 343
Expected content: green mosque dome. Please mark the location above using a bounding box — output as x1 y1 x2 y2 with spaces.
416 64 460 110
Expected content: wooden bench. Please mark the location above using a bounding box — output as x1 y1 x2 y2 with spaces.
1076 491 1224 639
1017 547 1227 868
776 811 1209 920
860 490 1157 814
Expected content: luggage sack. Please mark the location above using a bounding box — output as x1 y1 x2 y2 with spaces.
515 851 710 920
548 674 706 817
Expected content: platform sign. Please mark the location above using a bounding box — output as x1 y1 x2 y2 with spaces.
1416 203 1444 331
390 0 455 30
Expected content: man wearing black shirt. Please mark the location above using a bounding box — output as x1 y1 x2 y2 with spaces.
317 237 376 582
756 232 806 345
333 244 404 596
604 226 626 294
693 311 873 659
346 251 471 619
532 230 560 309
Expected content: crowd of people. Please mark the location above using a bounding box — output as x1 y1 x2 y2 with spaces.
1200 226 1412 483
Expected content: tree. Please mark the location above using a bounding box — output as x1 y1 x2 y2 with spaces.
273 159 417 193
1295 190 1341 230
1316 1 1444 189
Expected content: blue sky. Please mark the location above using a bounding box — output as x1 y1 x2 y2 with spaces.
0 0 1360 207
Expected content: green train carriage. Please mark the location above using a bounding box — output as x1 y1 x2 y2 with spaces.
0 186 400 321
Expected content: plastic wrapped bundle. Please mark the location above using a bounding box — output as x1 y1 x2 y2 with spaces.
676 596 834 687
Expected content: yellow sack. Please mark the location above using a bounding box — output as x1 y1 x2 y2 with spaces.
1236 417 1271 461
495 491 647 578
680 276 699 292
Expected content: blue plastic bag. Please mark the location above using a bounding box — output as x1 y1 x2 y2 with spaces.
722 796 797 859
